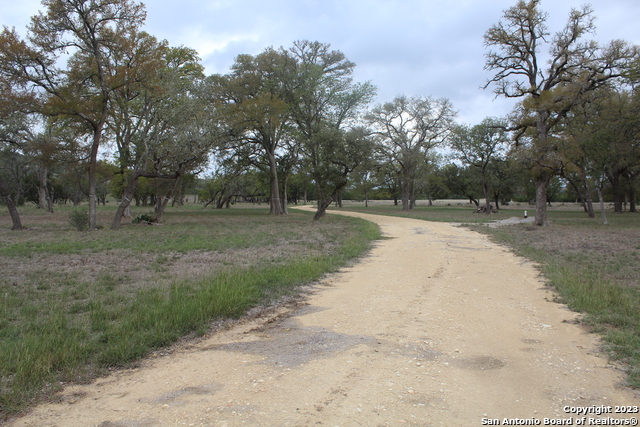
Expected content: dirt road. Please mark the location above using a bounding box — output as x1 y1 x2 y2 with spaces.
11 209 639 426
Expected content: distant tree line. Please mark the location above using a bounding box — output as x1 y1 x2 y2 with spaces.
1 0 638 230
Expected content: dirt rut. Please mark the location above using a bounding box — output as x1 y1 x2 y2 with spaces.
10 209 639 426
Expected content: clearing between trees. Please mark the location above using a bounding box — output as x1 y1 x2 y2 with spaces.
8 207 639 426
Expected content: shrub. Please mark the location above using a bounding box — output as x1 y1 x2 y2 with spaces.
132 214 156 225
68 209 89 231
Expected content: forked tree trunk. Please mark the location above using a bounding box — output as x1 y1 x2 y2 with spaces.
112 174 138 229
314 178 349 220
314 197 333 220
155 194 171 222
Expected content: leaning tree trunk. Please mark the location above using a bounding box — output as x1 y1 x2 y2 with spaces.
155 177 181 223
155 194 171 222
112 173 139 229
314 197 333 220
314 178 349 221
0 175 23 230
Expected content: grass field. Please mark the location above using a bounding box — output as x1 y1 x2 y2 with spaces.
0 203 381 419
2 199 638 418
339 201 640 388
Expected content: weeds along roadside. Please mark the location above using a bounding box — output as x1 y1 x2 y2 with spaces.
0 205 381 419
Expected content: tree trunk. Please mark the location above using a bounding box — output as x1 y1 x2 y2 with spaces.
0 175 23 230
401 181 410 211
88 130 102 230
608 171 624 213
482 178 491 214
281 173 289 215
581 174 595 218
216 193 228 209
155 177 182 222
37 165 52 212
314 178 349 220
534 173 551 226
629 185 636 213
409 180 416 209
203 190 220 209
596 184 608 225
268 154 285 215
112 174 138 229
314 197 333 220
155 194 171 222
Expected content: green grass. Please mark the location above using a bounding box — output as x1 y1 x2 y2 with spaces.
0 203 381 419
0 207 322 256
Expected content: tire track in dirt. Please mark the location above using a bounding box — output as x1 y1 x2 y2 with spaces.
9 208 638 426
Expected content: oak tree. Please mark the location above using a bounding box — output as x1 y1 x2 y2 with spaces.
449 118 509 213
484 0 637 225
0 0 148 229
366 95 455 210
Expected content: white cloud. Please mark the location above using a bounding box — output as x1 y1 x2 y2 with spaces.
3 0 638 126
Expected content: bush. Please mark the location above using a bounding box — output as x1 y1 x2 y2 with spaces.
68 209 89 231
132 214 156 224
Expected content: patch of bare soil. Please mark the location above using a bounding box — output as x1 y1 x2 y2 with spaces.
0 244 325 292
8 208 639 426
486 216 535 227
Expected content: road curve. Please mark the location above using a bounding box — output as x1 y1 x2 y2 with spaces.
10 208 639 426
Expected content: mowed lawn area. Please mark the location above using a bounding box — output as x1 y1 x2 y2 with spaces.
339 201 640 388
0 203 380 419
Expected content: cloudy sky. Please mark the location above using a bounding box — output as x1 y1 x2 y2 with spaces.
2 0 639 125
